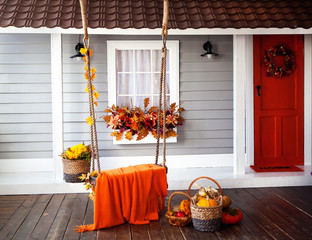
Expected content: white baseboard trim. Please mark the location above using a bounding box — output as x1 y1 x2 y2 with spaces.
0 154 234 173
0 158 54 173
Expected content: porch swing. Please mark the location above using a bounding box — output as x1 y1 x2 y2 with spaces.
75 0 170 232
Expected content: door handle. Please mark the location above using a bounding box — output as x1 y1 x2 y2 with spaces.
256 85 261 96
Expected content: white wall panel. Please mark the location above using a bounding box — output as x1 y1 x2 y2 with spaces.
0 33 52 159
62 34 234 157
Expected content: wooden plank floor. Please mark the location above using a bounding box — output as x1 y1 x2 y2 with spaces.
0 187 311 240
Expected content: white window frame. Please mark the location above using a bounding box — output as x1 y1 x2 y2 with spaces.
107 40 179 144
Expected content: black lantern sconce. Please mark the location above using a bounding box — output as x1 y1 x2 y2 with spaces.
70 42 85 62
201 41 218 60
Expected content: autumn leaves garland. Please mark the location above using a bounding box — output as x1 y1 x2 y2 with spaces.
80 47 99 125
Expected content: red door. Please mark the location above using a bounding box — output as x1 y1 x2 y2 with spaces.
254 35 304 166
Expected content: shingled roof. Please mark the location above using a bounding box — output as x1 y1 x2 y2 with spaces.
0 0 312 29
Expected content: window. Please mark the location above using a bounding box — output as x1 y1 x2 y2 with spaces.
107 41 179 144
107 41 179 109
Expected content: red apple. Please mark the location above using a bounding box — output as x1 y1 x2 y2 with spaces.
176 211 185 217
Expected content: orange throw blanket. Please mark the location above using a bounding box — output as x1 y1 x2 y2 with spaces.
75 164 167 232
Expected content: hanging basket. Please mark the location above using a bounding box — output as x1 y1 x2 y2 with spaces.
62 159 90 183
165 191 192 227
188 177 223 232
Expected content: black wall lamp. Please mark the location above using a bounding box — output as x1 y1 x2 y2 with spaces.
201 41 218 60
70 42 85 62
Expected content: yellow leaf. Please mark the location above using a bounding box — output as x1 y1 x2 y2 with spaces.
149 106 158 113
166 129 178 138
79 174 86 181
144 98 150 108
86 116 93 126
170 103 176 112
151 130 158 139
111 131 118 137
91 68 96 73
93 91 99 100
94 101 98 107
141 128 149 138
116 132 123 141
136 132 144 141
80 47 87 55
125 131 132 141
103 115 111 123
85 85 95 93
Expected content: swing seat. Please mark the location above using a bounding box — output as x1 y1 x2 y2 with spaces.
75 164 167 232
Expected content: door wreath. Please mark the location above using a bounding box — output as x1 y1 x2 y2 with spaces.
264 45 294 78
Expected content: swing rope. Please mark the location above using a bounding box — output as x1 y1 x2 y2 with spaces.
155 0 169 170
79 0 169 172
79 0 100 172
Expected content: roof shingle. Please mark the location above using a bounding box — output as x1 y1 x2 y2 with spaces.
0 0 312 29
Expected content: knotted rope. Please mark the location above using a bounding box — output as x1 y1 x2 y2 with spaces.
155 0 169 170
79 0 100 172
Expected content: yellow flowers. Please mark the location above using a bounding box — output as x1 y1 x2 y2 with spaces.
60 143 91 162
81 46 99 125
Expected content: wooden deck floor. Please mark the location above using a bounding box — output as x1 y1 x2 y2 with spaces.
0 187 311 240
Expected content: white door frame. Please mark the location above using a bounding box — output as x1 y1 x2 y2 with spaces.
244 34 312 167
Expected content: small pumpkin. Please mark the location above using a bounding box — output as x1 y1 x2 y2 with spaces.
196 198 218 208
222 195 232 209
180 199 191 216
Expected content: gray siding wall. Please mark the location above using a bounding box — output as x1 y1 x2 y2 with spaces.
0 34 52 159
63 34 233 157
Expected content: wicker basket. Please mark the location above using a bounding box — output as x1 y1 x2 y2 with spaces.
165 191 192 227
188 177 223 232
62 159 90 183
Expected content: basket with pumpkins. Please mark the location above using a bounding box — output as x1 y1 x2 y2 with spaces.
165 191 192 226
187 176 232 232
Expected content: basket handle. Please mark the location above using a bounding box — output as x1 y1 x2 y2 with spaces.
187 176 224 196
167 191 191 211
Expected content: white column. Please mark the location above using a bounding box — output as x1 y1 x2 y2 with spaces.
245 36 254 166
304 35 312 165
51 33 64 181
233 35 250 175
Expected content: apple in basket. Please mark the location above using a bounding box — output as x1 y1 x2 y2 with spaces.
176 211 185 217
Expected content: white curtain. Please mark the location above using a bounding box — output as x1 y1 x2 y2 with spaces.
116 49 170 108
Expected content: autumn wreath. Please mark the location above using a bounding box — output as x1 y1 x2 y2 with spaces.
263 45 294 78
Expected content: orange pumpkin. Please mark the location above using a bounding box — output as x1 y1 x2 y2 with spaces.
196 198 218 208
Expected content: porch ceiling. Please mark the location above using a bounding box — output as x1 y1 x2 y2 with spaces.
0 0 312 30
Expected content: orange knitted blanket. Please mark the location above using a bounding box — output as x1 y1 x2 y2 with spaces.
75 164 167 232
